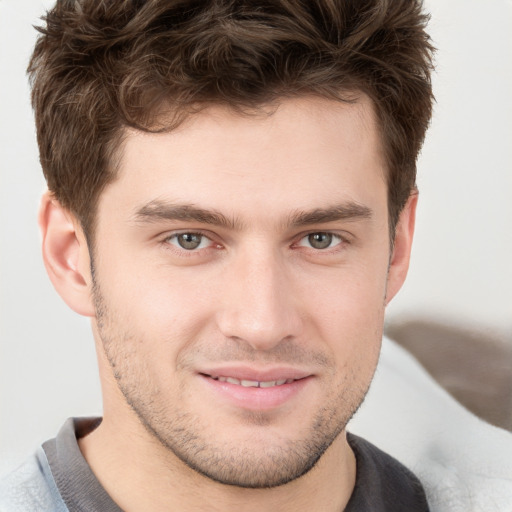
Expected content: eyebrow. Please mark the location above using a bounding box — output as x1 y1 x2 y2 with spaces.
289 203 373 227
132 201 242 230
132 199 372 230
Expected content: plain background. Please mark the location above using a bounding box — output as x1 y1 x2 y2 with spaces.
1 0 511 476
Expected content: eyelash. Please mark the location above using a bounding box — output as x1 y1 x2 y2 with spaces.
162 231 220 255
295 232 345 251
161 230 349 256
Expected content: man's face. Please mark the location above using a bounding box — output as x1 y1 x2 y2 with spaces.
89 96 401 488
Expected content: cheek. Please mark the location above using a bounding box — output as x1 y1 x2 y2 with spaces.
101 256 212 329
299 263 387 362
301 259 388 323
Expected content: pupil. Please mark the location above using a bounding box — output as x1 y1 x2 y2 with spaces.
178 233 201 250
309 232 332 249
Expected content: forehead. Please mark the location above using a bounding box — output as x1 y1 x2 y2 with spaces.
100 95 386 225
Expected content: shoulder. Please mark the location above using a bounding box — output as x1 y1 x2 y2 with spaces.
0 447 68 512
346 433 429 511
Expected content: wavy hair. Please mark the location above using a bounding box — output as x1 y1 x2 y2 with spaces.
28 0 435 238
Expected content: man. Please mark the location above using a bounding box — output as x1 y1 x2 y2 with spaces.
0 0 434 510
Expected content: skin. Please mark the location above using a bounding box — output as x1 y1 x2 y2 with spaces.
40 95 416 512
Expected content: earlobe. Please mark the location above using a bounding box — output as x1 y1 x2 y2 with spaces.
39 192 95 317
385 192 418 305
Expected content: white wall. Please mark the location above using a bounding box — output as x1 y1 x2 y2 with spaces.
386 0 512 334
1 0 511 476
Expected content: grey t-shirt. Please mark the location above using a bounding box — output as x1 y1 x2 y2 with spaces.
0 417 429 511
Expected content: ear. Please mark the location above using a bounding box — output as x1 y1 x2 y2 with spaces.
385 192 418 305
39 191 95 317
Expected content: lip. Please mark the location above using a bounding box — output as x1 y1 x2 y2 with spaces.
197 366 314 411
199 365 312 382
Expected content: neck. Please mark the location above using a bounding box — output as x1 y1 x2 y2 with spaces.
79 411 356 512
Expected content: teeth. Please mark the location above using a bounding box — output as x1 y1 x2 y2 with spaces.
241 379 259 387
212 376 294 388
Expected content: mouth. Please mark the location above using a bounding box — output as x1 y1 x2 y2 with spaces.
207 375 297 388
198 370 312 410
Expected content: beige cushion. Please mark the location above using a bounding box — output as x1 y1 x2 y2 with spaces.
386 319 512 431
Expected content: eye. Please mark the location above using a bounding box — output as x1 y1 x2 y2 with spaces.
298 232 343 250
167 232 211 251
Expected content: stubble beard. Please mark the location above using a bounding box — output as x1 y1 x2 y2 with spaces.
92 279 374 489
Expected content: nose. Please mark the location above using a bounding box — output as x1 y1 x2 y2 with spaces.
216 247 303 351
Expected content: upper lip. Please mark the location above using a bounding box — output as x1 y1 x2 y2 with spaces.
198 366 313 382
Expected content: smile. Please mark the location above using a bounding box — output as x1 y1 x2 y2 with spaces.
209 376 295 388
199 371 312 410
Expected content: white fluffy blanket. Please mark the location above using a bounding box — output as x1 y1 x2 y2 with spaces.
350 337 512 512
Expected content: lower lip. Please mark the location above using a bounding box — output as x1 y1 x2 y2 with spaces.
199 375 312 411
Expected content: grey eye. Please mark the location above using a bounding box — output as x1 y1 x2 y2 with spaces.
175 233 204 250
307 232 333 249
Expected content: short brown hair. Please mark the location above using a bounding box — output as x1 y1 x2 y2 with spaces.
28 0 434 239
